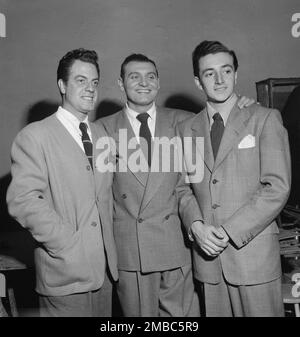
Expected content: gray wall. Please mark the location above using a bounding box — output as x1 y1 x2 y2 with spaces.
1 0 300 177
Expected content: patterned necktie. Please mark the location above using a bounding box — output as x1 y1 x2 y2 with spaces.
79 122 93 169
210 112 224 159
136 112 152 167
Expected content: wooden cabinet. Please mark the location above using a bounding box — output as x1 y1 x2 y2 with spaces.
256 77 300 111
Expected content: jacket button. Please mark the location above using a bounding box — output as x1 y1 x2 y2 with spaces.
212 204 220 209
122 194 127 199
86 165 91 171
138 218 143 223
91 221 97 227
212 179 218 184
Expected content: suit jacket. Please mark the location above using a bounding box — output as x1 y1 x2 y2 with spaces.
98 107 202 272
177 103 291 285
7 113 118 296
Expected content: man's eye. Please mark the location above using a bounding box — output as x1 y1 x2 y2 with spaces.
93 81 99 87
205 72 213 78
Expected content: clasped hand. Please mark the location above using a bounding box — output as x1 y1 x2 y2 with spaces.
190 221 229 257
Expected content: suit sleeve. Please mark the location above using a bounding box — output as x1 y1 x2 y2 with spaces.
175 125 203 232
222 109 291 248
6 127 75 255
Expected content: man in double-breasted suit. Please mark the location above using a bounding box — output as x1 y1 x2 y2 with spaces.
7 49 118 316
99 53 204 317
177 41 291 316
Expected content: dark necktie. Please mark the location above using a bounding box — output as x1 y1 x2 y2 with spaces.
210 112 224 159
79 122 93 169
136 112 152 167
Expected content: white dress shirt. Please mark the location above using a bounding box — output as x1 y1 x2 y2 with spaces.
56 106 92 153
125 103 156 143
207 93 238 129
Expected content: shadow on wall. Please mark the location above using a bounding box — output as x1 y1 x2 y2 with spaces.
164 93 205 113
0 173 20 233
0 173 36 267
24 100 59 125
95 99 123 120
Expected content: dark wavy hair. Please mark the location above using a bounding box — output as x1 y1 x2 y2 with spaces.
192 40 238 77
120 53 158 80
57 48 100 83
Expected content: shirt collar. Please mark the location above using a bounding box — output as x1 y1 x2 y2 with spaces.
57 106 89 130
125 102 156 121
206 93 238 127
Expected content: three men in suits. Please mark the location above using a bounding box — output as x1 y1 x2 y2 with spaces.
7 49 118 316
177 41 291 316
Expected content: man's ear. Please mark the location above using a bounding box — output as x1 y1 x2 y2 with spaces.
194 76 203 91
58 79 66 95
234 71 238 85
118 78 125 92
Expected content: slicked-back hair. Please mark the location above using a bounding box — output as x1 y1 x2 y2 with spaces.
192 40 238 77
120 53 158 80
57 48 100 83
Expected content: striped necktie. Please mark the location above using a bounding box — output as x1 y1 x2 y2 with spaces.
79 122 93 169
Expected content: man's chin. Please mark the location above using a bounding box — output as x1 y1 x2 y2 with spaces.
209 93 233 104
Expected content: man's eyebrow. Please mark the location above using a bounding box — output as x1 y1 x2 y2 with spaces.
74 75 87 79
127 71 139 76
127 71 157 77
74 75 99 80
201 64 234 73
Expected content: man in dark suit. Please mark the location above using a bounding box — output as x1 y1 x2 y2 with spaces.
282 85 300 207
7 49 118 316
99 53 254 316
177 41 291 316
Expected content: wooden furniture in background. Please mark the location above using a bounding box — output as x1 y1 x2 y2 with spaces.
0 255 27 317
279 214 300 317
256 77 300 111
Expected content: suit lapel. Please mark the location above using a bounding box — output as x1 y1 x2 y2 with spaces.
50 115 96 186
191 109 214 173
213 104 251 171
115 110 148 187
90 122 105 196
140 107 172 211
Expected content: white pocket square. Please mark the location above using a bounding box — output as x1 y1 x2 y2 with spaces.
238 134 255 149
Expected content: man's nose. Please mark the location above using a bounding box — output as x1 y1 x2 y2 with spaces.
85 81 95 92
215 72 224 84
139 77 148 86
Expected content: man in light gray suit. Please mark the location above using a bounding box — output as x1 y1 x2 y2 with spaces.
7 49 118 316
177 41 291 316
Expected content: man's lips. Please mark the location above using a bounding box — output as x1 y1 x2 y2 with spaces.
214 87 227 91
81 96 94 101
136 89 151 93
